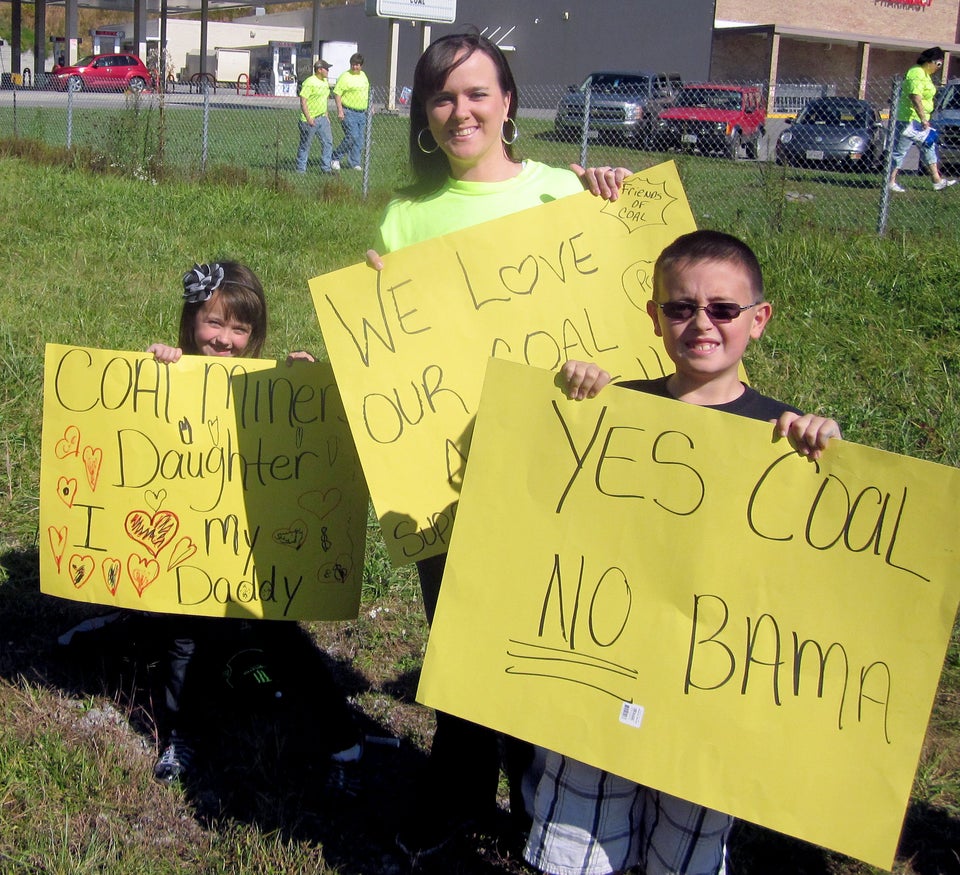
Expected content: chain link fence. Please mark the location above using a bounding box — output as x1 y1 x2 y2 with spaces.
3 75 960 239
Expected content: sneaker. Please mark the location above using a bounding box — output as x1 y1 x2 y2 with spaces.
330 159 341 170
934 178 957 191
888 181 907 193
330 741 363 763
57 611 124 646
351 165 362 171
153 735 194 784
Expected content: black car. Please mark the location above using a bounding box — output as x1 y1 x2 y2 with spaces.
775 96 885 171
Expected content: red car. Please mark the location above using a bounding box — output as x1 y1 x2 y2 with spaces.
655 84 766 159
53 53 153 93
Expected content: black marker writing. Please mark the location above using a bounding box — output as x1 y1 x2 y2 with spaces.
747 453 928 581
685 593 892 742
361 364 469 444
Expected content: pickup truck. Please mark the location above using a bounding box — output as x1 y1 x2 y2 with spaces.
554 71 683 148
654 83 766 159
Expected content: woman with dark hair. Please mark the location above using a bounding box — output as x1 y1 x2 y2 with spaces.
373 32 626 253
889 46 955 192
367 31 630 858
402 30 522 195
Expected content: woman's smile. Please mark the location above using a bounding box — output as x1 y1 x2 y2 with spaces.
426 49 514 181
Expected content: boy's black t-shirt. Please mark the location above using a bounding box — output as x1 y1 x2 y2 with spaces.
616 376 802 423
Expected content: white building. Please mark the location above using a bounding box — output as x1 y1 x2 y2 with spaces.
101 17 304 82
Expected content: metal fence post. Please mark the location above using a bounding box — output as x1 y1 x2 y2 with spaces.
66 85 73 149
361 101 374 199
201 83 211 173
877 77 902 237
578 78 592 169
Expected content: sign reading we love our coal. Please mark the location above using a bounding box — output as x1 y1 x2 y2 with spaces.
310 162 696 566
39 344 368 620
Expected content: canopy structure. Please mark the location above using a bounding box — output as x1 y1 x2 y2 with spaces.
6 0 327 77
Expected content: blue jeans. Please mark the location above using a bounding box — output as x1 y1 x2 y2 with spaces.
332 107 367 167
296 115 332 172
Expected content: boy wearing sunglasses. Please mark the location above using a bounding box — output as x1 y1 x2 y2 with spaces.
523 229 841 875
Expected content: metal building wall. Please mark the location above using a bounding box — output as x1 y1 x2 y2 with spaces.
305 0 715 95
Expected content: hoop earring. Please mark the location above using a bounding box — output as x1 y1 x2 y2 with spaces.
501 117 519 145
417 127 439 154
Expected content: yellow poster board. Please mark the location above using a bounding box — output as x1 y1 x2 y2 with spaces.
310 162 696 566
418 358 960 871
40 345 368 620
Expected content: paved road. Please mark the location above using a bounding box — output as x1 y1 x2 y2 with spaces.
0 86 300 111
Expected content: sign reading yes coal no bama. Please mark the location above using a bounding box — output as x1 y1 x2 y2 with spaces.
418 359 960 872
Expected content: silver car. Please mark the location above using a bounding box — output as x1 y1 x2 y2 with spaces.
775 96 885 172
554 71 682 148
932 79 960 175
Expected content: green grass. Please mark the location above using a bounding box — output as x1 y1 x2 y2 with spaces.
0 155 958 873
0 100 414 191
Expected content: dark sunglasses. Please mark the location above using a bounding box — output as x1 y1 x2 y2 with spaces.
656 301 759 322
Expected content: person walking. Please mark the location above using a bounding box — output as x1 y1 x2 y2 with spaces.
332 53 370 171
889 46 956 193
296 60 335 174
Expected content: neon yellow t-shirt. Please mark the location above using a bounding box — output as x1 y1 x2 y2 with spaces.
299 74 331 122
376 161 584 253
333 70 370 111
897 64 936 122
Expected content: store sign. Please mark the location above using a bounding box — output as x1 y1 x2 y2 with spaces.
364 0 456 23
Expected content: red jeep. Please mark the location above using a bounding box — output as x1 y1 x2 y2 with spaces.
654 84 766 159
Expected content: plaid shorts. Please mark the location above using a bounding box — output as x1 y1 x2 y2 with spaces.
523 750 733 875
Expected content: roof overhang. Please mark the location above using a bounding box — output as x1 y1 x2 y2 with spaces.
715 21 960 55
24 0 292 14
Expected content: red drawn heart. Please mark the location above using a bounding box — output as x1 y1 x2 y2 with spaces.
101 558 122 596
318 553 353 584
273 520 308 550
298 488 341 522
127 555 160 596
55 425 81 459
124 509 179 557
56 476 78 508
82 446 103 491
48 526 67 571
166 537 197 571
68 554 95 589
